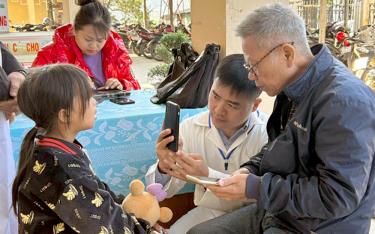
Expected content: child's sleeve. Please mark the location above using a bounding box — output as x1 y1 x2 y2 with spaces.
29 150 150 234
51 175 150 233
94 176 125 204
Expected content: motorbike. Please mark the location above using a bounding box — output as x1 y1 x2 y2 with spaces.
335 27 375 91
307 21 351 65
143 24 172 61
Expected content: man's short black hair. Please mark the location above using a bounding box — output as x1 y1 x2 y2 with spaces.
214 54 261 99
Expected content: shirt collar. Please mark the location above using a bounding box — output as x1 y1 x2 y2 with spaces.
210 113 254 150
283 44 333 104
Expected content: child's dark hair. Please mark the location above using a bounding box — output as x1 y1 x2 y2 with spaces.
74 0 111 36
214 54 261 100
12 64 92 214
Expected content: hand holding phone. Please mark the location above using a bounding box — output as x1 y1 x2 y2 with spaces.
185 175 220 186
163 101 180 152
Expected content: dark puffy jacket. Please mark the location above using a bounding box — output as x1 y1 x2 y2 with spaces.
243 44 375 234
32 24 140 91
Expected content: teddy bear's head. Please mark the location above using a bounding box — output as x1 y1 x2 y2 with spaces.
122 179 173 226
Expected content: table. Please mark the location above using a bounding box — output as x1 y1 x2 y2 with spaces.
11 90 205 195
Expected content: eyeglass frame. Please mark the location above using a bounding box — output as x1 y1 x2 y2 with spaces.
243 42 294 77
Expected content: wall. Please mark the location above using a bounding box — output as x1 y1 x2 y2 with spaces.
191 0 226 58
8 1 28 25
191 0 288 114
62 0 80 24
8 0 66 26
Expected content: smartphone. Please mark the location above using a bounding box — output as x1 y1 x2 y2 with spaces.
94 89 130 99
163 101 180 152
109 97 135 105
186 175 220 186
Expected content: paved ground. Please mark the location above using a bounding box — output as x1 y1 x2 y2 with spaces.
131 54 375 233
130 53 164 90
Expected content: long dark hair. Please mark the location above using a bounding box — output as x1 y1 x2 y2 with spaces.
74 0 111 36
12 64 92 214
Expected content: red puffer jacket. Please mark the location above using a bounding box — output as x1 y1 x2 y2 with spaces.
32 24 140 90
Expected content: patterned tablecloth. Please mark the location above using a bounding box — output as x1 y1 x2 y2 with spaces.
10 90 205 195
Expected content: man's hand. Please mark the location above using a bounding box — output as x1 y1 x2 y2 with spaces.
231 167 250 176
175 152 209 177
156 129 178 170
206 174 249 201
98 78 123 90
0 99 18 114
5 112 16 123
8 71 25 97
0 99 19 122
156 129 189 181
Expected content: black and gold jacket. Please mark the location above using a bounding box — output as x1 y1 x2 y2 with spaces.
17 137 149 234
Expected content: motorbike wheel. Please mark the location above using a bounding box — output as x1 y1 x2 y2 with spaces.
133 43 142 56
129 41 137 54
143 42 154 59
137 42 147 57
151 42 163 61
361 68 375 90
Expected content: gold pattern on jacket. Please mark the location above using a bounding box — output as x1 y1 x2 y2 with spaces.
33 160 46 174
91 192 104 207
62 184 78 201
20 211 34 224
45 201 56 210
124 227 132 234
99 226 109 234
53 223 65 234
72 226 81 233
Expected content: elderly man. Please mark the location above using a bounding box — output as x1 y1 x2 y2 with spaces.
0 42 26 234
188 3 375 234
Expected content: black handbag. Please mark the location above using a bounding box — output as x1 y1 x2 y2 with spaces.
150 43 220 108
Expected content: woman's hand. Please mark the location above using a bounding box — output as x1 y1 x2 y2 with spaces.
98 78 123 90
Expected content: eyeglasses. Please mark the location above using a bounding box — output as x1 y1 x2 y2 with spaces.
243 42 294 77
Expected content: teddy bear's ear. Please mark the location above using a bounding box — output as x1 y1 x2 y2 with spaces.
146 183 167 202
129 179 145 195
159 207 173 223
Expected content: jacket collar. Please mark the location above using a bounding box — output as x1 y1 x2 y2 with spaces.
283 44 334 104
37 136 83 156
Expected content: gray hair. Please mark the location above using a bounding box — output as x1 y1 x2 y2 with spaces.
236 3 309 51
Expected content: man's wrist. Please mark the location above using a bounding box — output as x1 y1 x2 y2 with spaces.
245 173 261 200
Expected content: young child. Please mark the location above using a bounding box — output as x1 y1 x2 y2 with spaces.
12 64 149 233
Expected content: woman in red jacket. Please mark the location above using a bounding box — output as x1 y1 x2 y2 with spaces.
32 0 140 91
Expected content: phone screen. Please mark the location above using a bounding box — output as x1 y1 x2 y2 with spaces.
109 97 135 105
163 101 180 152
186 175 220 185
94 89 130 99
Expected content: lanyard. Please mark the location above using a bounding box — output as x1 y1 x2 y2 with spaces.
218 147 238 171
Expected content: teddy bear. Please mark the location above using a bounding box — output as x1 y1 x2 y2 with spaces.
122 179 173 227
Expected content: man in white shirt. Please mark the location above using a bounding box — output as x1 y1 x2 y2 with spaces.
146 54 268 234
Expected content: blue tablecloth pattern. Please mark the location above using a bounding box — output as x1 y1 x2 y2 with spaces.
11 90 204 195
